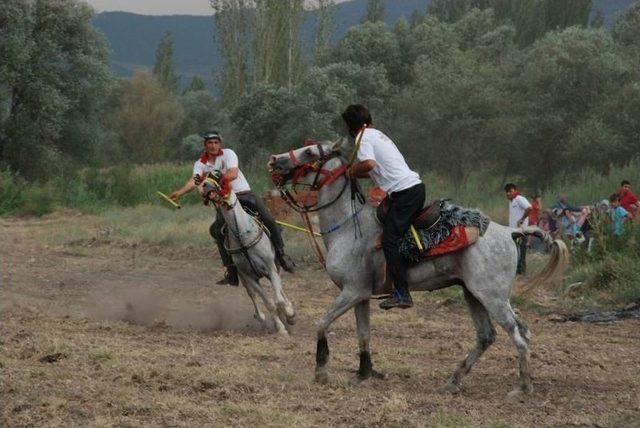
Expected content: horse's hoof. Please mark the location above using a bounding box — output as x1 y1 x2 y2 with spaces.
507 388 530 403
438 381 461 395
286 314 296 326
314 369 329 385
358 369 385 380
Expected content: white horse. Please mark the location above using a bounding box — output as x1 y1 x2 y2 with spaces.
203 176 295 335
268 141 569 397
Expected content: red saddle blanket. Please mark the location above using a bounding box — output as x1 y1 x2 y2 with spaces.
424 225 474 258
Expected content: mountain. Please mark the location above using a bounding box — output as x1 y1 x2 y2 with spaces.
92 0 635 87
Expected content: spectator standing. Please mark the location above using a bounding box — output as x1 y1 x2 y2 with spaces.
616 180 639 219
505 183 531 274
609 194 630 236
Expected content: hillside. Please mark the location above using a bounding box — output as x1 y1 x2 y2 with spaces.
92 0 635 86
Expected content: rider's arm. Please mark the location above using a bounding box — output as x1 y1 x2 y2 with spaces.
347 160 376 178
170 177 198 201
224 167 239 182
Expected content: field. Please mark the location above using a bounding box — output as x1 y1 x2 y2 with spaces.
1 212 640 427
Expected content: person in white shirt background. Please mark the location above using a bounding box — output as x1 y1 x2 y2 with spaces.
504 183 531 275
343 104 425 310
170 131 294 285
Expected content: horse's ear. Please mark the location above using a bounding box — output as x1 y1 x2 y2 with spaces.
331 137 347 152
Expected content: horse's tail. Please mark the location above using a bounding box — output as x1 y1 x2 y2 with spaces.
511 226 570 293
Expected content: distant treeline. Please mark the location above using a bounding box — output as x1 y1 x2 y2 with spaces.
1 0 640 192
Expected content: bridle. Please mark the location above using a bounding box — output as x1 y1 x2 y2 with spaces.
272 143 350 213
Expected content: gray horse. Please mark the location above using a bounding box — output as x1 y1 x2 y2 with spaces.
269 141 568 397
203 177 295 335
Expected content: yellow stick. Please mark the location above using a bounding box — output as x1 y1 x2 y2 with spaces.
156 191 181 209
277 220 321 237
410 225 424 251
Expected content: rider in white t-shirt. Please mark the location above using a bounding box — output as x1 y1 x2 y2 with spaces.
170 131 294 285
343 104 425 310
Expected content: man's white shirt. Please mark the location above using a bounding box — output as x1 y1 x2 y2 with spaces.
192 148 251 193
509 195 531 228
355 128 421 193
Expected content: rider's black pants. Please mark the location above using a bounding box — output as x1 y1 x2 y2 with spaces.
210 191 285 267
382 183 426 289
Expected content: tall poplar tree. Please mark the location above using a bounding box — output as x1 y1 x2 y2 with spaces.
364 0 385 23
153 32 179 93
254 0 304 91
210 0 252 102
314 0 335 65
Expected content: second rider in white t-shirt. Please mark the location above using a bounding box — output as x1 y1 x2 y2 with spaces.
343 105 425 310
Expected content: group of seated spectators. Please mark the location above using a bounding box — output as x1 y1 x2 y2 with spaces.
530 180 639 248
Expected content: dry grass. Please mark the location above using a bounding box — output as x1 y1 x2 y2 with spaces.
2 215 640 427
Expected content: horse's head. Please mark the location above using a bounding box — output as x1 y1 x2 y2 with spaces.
268 139 347 188
202 171 235 208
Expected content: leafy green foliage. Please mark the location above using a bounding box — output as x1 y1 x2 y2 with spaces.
0 0 114 179
153 32 179 93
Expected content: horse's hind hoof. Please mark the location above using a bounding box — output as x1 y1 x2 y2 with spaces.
286 314 296 325
438 381 461 395
314 368 329 385
507 386 532 402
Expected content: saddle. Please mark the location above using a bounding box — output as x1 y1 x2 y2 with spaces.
373 195 486 260
376 198 441 230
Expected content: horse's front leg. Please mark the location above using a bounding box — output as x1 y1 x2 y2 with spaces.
354 299 384 380
315 288 364 384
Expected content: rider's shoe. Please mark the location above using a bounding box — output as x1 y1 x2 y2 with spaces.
275 249 296 273
216 266 239 286
379 286 413 310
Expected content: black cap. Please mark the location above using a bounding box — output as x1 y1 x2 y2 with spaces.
201 131 222 141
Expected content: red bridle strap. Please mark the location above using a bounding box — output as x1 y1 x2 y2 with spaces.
313 166 348 190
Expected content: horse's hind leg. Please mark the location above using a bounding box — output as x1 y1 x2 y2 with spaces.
240 272 288 335
315 289 364 384
441 288 496 394
480 297 533 397
268 269 295 325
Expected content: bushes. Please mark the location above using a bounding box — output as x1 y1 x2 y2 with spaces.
0 170 56 216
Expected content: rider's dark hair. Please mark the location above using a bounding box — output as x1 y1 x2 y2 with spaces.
621 179 631 186
504 183 517 192
341 105 372 136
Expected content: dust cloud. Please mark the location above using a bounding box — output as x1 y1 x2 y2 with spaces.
85 286 266 333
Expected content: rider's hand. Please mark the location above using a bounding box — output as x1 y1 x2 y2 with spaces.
169 191 180 202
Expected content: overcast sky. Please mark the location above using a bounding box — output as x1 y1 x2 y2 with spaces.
85 0 342 15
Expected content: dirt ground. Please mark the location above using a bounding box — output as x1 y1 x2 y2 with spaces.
1 215 639 427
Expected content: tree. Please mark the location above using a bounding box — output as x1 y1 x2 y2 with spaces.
113 72 184 163
254 0 305 91
314 0 335 65
515 28 632 185
184 76 207 93
364 0 385 23
211 0 252 103
153 31 179 93
613 1 640 58
393 14 518 187
0 0 113 179
334 22 402 84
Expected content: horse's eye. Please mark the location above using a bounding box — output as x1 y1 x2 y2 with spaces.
304 148 313 156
